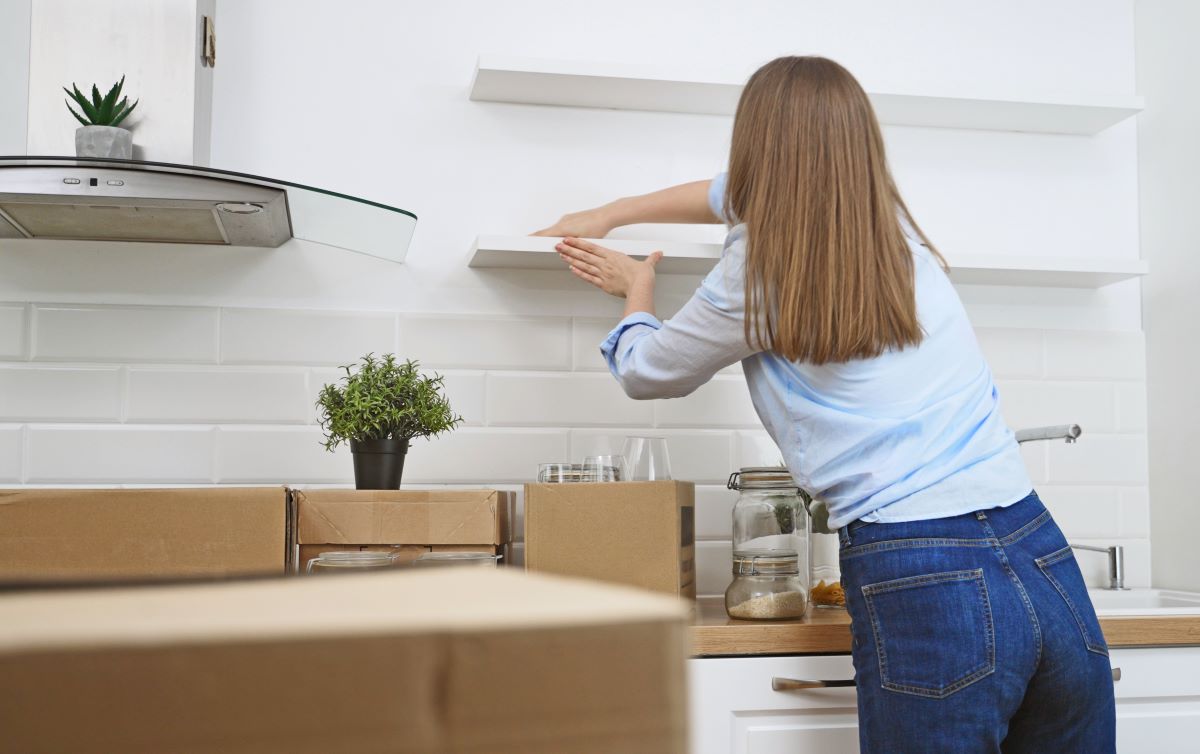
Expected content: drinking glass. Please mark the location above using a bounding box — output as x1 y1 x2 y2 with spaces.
583 454 626 482
538 463 580 483
621 436 672 481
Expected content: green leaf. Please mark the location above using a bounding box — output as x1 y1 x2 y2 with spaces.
65 101 91 127
98 75 124 123
90 84 103 112
110 98 138 127
66 84 99 123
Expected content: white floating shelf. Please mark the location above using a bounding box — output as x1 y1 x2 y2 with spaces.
469 235 1147 289
470 55 1143 135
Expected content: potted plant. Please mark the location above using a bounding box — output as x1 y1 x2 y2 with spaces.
64 76 139 159
316 354 463 490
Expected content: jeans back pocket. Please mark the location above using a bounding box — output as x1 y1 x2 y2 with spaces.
1036 546 1109 657
862 568 995 699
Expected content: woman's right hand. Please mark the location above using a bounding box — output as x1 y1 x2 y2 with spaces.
532 207 614 239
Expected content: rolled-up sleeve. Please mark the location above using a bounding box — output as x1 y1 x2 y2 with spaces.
599 226 758 400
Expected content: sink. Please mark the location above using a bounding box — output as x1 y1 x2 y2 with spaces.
1087 588 1200 616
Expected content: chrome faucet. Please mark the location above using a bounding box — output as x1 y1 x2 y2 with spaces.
1070 544 1127 590
1015 424 1082 444
1013 425 1126 590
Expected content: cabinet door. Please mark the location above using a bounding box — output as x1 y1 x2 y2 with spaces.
689 655 859 754
1111 647 1200 754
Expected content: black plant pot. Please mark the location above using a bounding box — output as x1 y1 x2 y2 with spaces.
350 438 409 490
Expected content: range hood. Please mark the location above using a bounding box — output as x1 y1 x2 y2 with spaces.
0 157 418 263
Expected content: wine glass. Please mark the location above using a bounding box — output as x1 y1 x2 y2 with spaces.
621 436 672 481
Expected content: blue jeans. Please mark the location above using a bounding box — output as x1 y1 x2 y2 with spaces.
839 491 1116 753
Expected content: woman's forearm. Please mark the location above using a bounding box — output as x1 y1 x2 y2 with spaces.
602 180 718 229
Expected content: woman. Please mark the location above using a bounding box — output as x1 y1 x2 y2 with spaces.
536 56 1115 753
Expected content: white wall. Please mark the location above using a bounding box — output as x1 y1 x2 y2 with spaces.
1136 0 1200 591
0 0 31 155
0 0 1150 591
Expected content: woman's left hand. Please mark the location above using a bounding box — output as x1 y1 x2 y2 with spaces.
556 237 663 298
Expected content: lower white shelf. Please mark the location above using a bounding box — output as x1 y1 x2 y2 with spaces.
469 235 1147 289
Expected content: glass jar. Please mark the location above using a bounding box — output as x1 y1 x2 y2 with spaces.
725 550 808 620
305 550 399 574
413 552 500 568
728 467 810 578
807 498 846 609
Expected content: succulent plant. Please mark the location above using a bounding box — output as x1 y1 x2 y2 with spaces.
64 76 139 128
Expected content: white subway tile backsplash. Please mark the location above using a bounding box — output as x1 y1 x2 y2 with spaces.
0 426 22 481
0 368 121 421
734 431 785 469
1119 487 1150 538
655 375 760 429
1044 330 1145 381
127 369 310 423
216 426 352 483
975 328 1043 379
401 316 570 370
997 380 1116 434
221 309 396 365
572 319 614 372
33 306 218 363
1047 434 1147 484
569 430 733 484
1020 441 1048 484
695 485 738 540
1036 485 1120 540
28 426 214 483
1115 382 1148 432
696 540 733 597
487 372 652 427
0 306 25 359
405 428 569 484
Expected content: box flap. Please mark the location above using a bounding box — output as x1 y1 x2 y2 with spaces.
294 489 512 546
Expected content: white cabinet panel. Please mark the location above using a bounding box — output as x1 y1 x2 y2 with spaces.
689 655 858 754
1111 648 1200 754
691 648 1200 754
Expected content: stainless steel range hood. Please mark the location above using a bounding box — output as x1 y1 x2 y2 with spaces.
0 157 418 262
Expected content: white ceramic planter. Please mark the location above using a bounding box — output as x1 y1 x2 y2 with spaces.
75 126 132 159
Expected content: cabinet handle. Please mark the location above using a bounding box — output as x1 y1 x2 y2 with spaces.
1112 667 1121 682
772 676 857 691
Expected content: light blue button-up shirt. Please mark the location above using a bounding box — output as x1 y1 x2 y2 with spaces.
600 174 1032 529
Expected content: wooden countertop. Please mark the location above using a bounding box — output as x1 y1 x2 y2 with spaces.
689 597 1200 657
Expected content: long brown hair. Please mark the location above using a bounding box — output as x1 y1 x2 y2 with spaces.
724 56 946 365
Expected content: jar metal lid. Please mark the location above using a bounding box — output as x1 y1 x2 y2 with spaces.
732 548 801 576
728 466 798 491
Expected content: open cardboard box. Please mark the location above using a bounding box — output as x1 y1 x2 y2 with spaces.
289 488 515 572
0 568 689 753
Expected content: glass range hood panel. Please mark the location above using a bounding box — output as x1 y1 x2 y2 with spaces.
0 157 417 263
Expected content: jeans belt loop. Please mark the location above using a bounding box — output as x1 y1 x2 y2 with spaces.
838 525 851 548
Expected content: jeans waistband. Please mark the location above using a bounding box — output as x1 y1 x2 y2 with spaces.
838 490 1045 553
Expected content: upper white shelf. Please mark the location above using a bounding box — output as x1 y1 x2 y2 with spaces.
469 55 1144 135
469 235 1147 289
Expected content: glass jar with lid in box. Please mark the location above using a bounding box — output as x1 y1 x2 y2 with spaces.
305 550 400 574
725 550 808 620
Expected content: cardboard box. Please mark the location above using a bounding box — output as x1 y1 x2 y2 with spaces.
525 481 696 598
0 487 288 582
0 568 689 753
290 488 515 572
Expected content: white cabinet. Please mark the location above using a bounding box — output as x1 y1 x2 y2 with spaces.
1112 647 1200 753
689 648 1200 754
688 655 859 754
